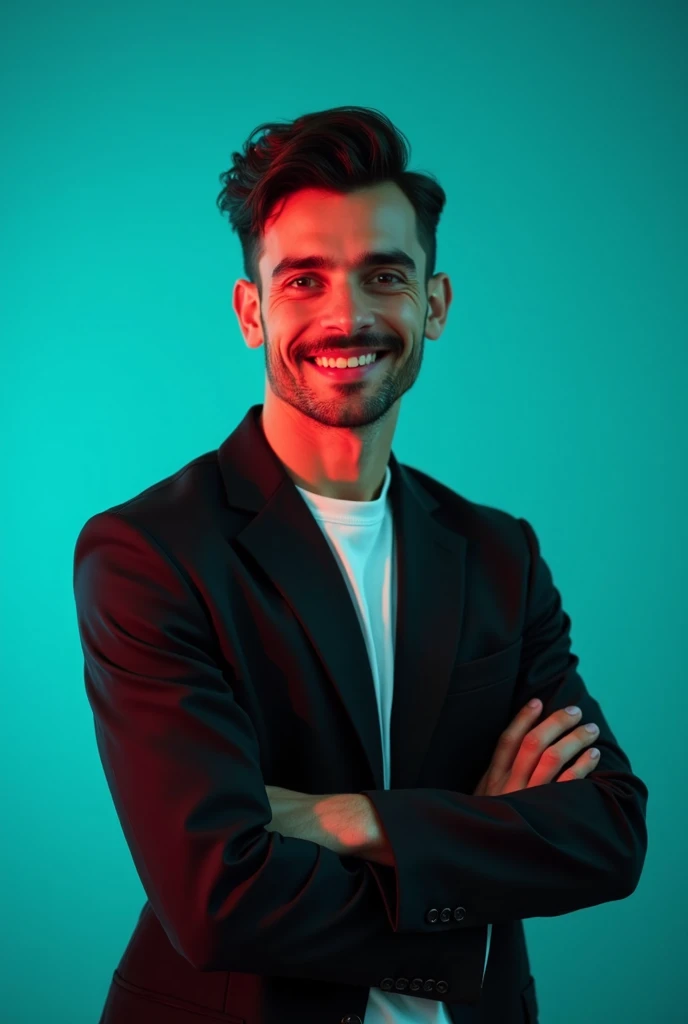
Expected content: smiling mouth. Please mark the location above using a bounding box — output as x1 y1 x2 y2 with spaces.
304 350 391 380
305 351 390 367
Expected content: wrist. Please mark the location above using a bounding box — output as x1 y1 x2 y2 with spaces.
314 792 370 854
354 794 395 866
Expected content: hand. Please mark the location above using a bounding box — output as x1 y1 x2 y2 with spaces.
263 786 321 842
473 701 600 796
264 785 372 856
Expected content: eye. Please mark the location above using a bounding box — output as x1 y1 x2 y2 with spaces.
286 272 404 289
373 273 404 285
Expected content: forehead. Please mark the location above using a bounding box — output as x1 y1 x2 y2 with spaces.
260 183 420 267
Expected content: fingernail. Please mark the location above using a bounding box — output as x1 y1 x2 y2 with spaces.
528 699 541 708
565 706 580 715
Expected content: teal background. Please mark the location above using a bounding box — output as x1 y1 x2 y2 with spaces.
2 0 685 1021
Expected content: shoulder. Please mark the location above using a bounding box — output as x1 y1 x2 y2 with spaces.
73 448 228 568
399 461 532 562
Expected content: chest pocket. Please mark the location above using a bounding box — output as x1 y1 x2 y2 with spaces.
446 637 522 695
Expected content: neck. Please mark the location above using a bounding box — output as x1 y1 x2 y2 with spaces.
259 391 398 502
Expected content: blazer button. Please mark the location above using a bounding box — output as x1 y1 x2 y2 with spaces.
439 907 452 923
423 979 436 992
395 978 409 991
436 980 449 994
426 907 439 923
340 1017 362 1024
409 978 423 992
380 977 394 991
453 906 466 921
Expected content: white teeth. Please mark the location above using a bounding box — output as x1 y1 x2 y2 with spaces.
314 352 378 368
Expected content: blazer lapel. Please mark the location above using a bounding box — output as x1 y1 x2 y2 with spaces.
387 457 468 789
217 405 468 792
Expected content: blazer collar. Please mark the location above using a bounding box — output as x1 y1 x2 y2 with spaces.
217 404 468 790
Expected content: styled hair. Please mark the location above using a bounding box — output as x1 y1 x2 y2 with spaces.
215 105 447 299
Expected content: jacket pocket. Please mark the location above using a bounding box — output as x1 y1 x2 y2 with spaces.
111 970 245 1023
520 974 539 1023
446 637 522 694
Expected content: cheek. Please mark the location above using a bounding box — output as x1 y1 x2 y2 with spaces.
397 301 425 329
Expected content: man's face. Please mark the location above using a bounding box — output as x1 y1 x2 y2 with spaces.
247 181 441 429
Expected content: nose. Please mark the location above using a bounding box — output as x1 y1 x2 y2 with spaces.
319 289 376 336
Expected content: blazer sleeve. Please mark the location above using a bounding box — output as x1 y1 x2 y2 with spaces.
72 511 489 997
360 515 649 934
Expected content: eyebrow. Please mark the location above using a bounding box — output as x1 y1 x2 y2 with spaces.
271 248 418 281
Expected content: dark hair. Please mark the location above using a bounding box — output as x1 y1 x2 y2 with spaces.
215 105 446 300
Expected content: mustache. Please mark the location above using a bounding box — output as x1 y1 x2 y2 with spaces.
300 338 397 357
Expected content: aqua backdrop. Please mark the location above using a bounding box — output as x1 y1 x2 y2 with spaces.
2 1 685 1021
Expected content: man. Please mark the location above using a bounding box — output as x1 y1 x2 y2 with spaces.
73 107 648 1024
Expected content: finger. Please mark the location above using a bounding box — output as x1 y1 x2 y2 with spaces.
486 700 544 782
509 704 582 786
555 747 600 783
527 720 598 788
536 705 583 750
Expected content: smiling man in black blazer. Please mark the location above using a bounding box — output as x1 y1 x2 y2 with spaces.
73 106 648 1024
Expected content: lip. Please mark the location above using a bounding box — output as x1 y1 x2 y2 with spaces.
305 352 390 382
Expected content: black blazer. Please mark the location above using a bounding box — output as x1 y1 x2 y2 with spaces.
73 403 648 1024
